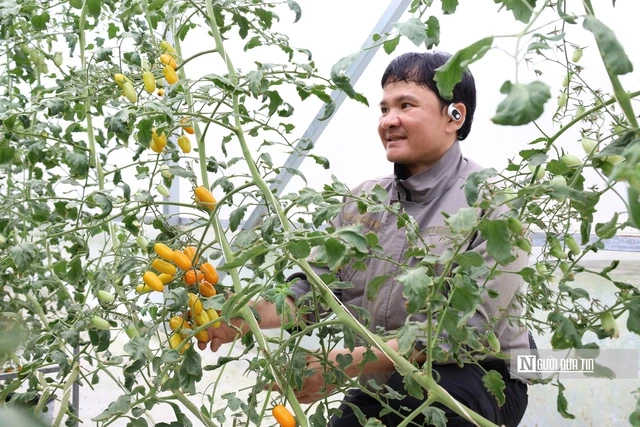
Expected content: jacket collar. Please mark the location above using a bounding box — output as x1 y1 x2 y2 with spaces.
393 141 466 204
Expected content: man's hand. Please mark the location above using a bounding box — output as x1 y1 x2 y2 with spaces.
271 352 338 404
197 319 243 352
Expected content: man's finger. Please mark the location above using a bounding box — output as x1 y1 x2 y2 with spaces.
210 337 222 352
197 341 207 351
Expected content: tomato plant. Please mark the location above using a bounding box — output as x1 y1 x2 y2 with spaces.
1 1 639 426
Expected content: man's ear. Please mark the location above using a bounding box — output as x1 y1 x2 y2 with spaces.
445 102 467 134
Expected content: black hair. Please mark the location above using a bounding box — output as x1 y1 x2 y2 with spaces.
380 51 476 141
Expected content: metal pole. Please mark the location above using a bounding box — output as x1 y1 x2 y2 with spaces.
240 0 412 232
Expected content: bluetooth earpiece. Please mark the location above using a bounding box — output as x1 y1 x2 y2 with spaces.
447 104 462 121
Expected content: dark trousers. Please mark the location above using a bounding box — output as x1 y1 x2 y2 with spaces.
329 359 528 427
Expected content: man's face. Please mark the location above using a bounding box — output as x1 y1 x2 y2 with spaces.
378 80 459 176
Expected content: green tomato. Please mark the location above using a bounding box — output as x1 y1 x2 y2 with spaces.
550 246 568 260
561 154 582 168
53 52 63 67
125 326 140 339
576 105 586 117
528 163 546 180
581 137 598 155
136 235 148 250
516 238 532 254
600 311 619 338
603 154 624 165
562 73 571 87
159 165 172 179
97 290 115 304
507 217 524 235
535 263 548 275
565 235 581 255
557 92 568 108
572 48 583 63
90 316 111 331
549 175 567 187
487 331 501 352
157 184 171 197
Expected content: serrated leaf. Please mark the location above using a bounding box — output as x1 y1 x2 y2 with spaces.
383 36 400 54
442 0 459 14
556 381 575 419
455 251 485 267
394 18 427 46
31 12 50 30
87 0 101 18
494 0 536 23
88 192 112 219
287 240 310 259
477 219 516 265
583 16 633 75
229 206 247 232
492 81 551 125
422 407 447 427
366 274 390 301
336 227 368 253
450 275 483 315
482 370 506 406
398 267 431 314
323 238 348 271
434 37 493 100
65 151 89 178
445 207 478 232
10 242 37 272
124 337 150 361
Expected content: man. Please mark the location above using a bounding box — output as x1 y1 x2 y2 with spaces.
199 51 531 426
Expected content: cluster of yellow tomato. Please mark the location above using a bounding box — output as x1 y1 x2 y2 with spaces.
112 41 195 155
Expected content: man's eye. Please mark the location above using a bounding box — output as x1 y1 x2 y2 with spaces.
401 102 411 108
380 108 388 114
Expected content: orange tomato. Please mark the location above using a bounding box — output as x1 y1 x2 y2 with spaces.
183 269 204 285
154 243 174 260
159 53 178 70
199 281 216 297
200 262 218 285
272 405 295 427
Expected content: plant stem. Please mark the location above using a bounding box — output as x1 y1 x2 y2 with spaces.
397 395 437 427
173 390 218 427
52 363 79 427
172 25 210 189
26 291 49 328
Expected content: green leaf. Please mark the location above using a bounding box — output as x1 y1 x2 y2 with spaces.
595 212 618 240
67 257 83 286
477 219 516 265
92 395 131 421
482 370 506 407
450 274 483 314
442 0 459 14
556 381 575 419
123 337 150 361
229 206 247 232
492 81 551 125
551 317 581 349
398 322 419 355
394 18 428 46
65 151 89 178
625 298 640 335
440 307 468 340
287 240 311 259
583 16 633 75
445 207 478 232
87 192 112 220
434 37 493 100
336 227 369 253
287 0 301 22
464 168 497 205
31 12 50 31
398 267 432 314
323 238 349 271
455 251 485 267
494 0 537 23
10 242 37 272
0 140 16 164
422 407 447 427
182 346 203 377
366 274 390 301
383 36 400 54
87 0 102 18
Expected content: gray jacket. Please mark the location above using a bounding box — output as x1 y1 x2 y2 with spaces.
290 141 532 386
